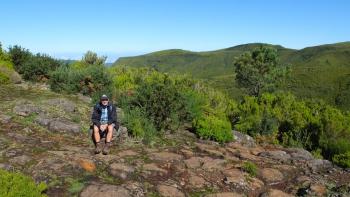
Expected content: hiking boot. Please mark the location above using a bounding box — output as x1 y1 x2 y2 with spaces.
102 142 111 155
94 142 103 154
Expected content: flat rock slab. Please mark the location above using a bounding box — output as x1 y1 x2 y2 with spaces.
232 130 256 147
118 150 139 157
13 103 41 116
184 157 202 169
222 168 247 187
238 152 261 161
31 157 68 174
259 150 291 162
141 163 168 177
307 159 333 172
0 114 12 124
157 185 185 197
202 158 226 170
180 149 194 158
205 192 245 197
286 148 314 161
195 142 224 157
80 183 130 197
248 177 265 191
310 184 327 196
44 98 76 112
9 155 32 165
260 189 294 197
261 168 284 183
188 174 207 188
34 114 51 127
150 152 183 161
48 118 81 133
109 163 135 180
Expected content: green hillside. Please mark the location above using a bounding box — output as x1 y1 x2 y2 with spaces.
114 42 350 110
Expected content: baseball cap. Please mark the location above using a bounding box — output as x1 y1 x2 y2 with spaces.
100 94 109 101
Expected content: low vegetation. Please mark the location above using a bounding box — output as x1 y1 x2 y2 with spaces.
0 44 21 84
233 92 350 167
111 66 234 143
0 169 47 197
8 45 61 82
242 161 258 177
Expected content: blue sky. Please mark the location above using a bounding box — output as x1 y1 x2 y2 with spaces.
1 0 349 62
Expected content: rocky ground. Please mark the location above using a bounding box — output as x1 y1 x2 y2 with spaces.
0 84 350 197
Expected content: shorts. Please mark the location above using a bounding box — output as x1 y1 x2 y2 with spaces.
94 123 115 139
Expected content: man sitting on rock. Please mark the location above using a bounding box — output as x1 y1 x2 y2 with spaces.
91 94 117 155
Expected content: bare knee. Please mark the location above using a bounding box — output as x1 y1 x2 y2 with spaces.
108 124 114 131
93 125 99 132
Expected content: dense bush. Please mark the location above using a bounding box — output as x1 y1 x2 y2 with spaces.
193 114 232 143
233 92 350 167
8 45 32 74
8 45 61 82
21 53 61 81
0 44 21 84
111 66 234 143
0 42 11 62
113 67 189 133
0 169 47 197
130 74 186 130
122 107 157 144
0 72 10 84
333 151 350 168
49 64 113 102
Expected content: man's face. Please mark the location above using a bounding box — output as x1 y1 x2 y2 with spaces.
101 99 109 106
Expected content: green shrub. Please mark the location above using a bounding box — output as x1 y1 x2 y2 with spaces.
7 45 61 82
113 67 190 132
0 60 14 70
0 72 10 84
311 148 323 159
194 115 232 143
242 161 258 177
122 107 157 144
49 64 113 102
333 152 350 168
0 43 11 62
0 169 47 197
130 75 186 131
0 61 22 84
21 53 61 81
233 92 350 167
112 66 236 144
182 90 208 121
8 45 32 74
0 61 14 85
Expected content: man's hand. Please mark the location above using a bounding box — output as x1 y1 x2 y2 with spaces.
100 124 108 131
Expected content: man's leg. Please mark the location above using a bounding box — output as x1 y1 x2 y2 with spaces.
106 124 114 143
93 125 103 154
93 125 101 143
102 124 114 155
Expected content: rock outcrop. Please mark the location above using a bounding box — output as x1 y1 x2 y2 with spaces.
1 85 349 197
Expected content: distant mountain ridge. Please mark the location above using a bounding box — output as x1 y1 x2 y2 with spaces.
113 42 350 110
